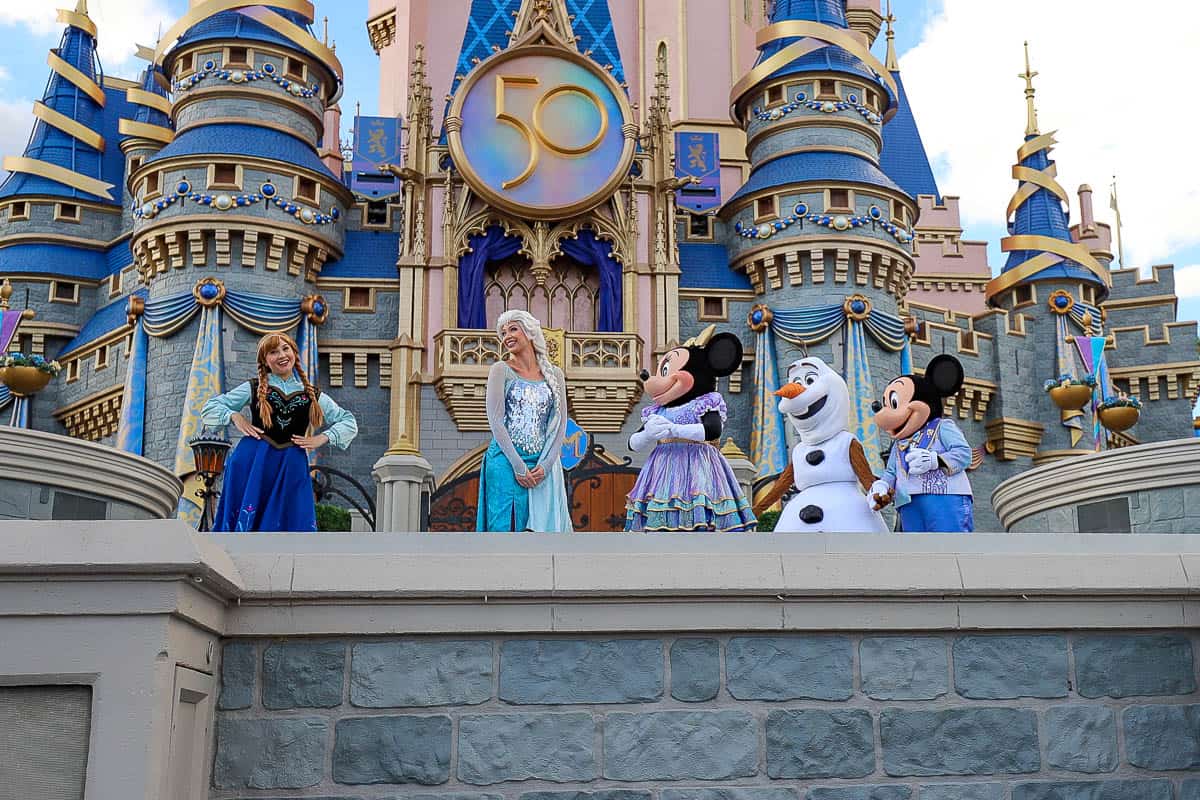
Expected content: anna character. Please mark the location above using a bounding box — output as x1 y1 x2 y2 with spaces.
200 332 358 531
476 310 574 532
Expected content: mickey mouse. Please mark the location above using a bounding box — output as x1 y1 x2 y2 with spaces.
868 354 975 532
624 325 757 532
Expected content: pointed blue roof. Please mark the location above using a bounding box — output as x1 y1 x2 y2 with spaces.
879 71 939 202
57 288 148 358
131 66 170 128
1002 136 1101 287
752 0 886 99
0 16 112 203
679 242 751 290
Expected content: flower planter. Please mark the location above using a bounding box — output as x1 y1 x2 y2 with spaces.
1049 384 1092 410
1099 405 1139 432
0 365 53 396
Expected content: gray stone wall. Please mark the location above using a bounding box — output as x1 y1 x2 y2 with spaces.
211 630 1200 800
1008 484 1200 534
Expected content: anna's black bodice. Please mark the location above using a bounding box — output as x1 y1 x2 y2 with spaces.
249 379 312 447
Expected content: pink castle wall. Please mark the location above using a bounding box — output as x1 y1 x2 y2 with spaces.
907 195 992 316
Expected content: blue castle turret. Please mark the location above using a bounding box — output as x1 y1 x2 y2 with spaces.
716 0 921 476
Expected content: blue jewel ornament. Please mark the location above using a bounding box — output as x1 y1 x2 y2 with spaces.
261 182 276 197
850 299 866 315
199 282 219 300
313 300 326 316
751 309 764 324
263 63 275 74
1055 295 1070 308
204 60 215 71
330 207 340 220
794 202 808 216
177 180 191 194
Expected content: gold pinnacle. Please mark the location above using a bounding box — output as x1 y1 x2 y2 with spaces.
884 0 898 72
1019 41 1040 136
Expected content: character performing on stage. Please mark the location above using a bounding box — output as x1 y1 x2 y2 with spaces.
201 333 358 532
754 357 890 532
625 326 756 532
869 354 975 532
476 310 574 532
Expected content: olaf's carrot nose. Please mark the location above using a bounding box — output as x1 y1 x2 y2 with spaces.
775 382 805 399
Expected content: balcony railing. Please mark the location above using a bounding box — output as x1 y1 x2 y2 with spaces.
433 329 643 432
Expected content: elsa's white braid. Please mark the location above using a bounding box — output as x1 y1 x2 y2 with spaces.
496 309 558 385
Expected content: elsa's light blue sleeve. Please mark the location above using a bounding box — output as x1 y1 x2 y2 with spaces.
937 418 973 474
318 392 358 450
201 381 252 426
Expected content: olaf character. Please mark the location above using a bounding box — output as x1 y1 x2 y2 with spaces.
755 357 891 533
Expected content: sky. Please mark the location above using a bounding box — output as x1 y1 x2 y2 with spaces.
0 0 1197 322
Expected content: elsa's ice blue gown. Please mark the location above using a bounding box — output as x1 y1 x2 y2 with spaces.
476 362 573 532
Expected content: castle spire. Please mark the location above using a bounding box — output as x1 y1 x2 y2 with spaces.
1019 41 1039 137
884 0 898 71
0 3 115 201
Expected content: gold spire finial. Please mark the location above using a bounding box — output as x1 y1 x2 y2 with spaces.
75 0 88 14
1019 40 1040 136
884 0 898 72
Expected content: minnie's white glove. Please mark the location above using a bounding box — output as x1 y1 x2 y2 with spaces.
905 447 938 476
668 422 708 442
630 415 672 451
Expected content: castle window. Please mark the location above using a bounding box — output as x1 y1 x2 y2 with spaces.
143 172 161 198
285 57 306 82
865 89 878 111
175 53 194 76
699 296 727 321
108 272 122 298
960 330 976 352
66 359 80 382
345 286 375 312
818 79 837 99
7 201 28 221
50 280 79 304
486 254 600 331
128 156 143 174
95 344 110 370
743 0 752 23
828 188 851 211
755 195 777 222
294 176 319 205
1013 284 1034 307
1082 285 1096 304
208 163 240 190
891 199 908 226
687 213 713 240
226 46 249 67
54 203 80 222
365 200 390 227
765 84 785 106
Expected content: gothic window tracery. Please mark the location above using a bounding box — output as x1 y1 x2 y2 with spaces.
484 254 600 332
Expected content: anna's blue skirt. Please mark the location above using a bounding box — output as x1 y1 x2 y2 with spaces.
213 437 316 532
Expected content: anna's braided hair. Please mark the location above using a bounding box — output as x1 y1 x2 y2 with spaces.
255 333 324 430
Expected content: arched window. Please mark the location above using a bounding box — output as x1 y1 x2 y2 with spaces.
484 254 600 332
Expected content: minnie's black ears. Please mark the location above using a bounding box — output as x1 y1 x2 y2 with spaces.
925 354 964 397
706 333 744 377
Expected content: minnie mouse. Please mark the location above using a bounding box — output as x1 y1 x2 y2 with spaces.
868 354 975 532
625 325 757 532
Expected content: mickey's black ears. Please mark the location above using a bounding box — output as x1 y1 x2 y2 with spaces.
706 333 744 377
925 354 964 397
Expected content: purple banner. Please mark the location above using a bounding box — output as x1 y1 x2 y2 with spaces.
0 309 22 353
351 116 401 199
674 132 721 213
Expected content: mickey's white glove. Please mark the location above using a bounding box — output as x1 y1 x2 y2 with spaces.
868 480 894 512
906 447 938 476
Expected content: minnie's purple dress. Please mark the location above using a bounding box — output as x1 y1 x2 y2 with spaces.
624 392 757 532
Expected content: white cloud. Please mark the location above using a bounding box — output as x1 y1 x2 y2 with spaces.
0 98 33 165
1172 265 1200 299
0 0 175 73
899 0 1200 270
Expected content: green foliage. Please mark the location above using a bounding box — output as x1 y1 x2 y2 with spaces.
315 503 351 532
0 353 61 374
756 509 780 532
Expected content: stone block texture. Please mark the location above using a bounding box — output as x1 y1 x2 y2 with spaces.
210 631 1200 799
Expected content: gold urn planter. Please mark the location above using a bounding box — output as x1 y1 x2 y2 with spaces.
1099 405 1139 432
1049 384 1093 411
0 365 53 396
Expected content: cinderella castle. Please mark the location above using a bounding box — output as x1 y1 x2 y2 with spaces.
2 0 1196 531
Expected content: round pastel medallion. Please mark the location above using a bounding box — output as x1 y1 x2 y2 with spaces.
447 45 635 219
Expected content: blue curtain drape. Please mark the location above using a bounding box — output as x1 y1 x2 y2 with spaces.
560 229 622 331
458 226 523 328
115 317 148 455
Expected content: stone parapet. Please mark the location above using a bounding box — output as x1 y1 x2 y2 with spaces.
2 524 1200 800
